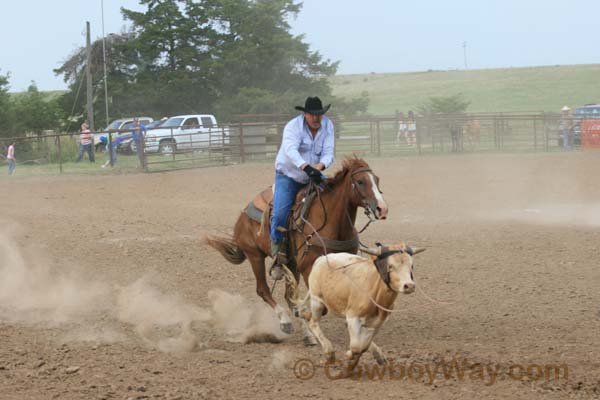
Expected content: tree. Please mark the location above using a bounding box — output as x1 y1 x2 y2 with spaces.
13 82 63 135
55 32 133 130
418 93 470 115
0 70 14 137
54 0 368 124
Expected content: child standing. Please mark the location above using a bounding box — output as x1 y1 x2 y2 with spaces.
6 141 15 175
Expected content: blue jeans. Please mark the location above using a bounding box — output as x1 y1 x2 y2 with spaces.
562 129 573 150
76 143 95 162
270 172 304 244
7 159 15 175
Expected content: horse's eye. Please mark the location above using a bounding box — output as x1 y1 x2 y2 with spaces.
357 180 364 185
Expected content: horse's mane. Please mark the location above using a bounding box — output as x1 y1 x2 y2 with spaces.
325 155 370 188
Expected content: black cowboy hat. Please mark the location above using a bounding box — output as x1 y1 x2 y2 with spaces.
295 96 331 115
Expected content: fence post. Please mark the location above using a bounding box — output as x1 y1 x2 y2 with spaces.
533 117 538 151
416 118 422 156
493 117 498 149
137 129 148 172
221 127 226 165
171 128 175 162
108 132 114 166
238 122 245 163
543 114 549 152
57 134 63 174
369 121 374 153
376 120 381 157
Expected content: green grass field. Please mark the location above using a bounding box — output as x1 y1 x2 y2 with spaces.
9 90 67 101
331 64 600 115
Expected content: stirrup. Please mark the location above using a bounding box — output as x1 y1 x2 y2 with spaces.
269 260 285 281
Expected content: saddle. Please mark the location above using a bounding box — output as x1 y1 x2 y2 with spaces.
244 184 317 237
244 183 359 259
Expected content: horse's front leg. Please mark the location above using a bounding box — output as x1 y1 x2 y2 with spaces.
247 253 294 334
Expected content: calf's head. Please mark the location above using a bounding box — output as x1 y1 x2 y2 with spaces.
362 242 425 293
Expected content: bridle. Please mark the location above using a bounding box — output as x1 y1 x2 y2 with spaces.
349 167 381 234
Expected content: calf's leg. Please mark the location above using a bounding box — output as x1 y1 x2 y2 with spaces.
345 316 376 372
306 297 335 362
368 341 386 365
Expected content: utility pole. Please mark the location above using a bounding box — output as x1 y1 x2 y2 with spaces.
86 21 94 130
101 0 110 132
463 41 468 70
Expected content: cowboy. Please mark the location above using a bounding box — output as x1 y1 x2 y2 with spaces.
270 96 335 280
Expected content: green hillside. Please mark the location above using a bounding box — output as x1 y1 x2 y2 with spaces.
9 90 66 101
331 64 600 115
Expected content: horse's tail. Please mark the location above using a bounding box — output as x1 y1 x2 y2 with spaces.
203 234 246 264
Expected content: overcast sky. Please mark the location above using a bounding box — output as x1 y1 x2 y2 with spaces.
2 0 599 92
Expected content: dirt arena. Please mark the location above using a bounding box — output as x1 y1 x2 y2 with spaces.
1 153 599 399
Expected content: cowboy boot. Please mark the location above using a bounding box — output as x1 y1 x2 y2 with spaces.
269 240 286 281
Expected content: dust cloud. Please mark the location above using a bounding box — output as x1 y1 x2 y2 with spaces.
270 349 296 370
207 289 286 344
0 231 287 352
116 277 210 353
0 232 109 323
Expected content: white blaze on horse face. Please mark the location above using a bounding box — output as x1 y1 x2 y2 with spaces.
368 173 388 219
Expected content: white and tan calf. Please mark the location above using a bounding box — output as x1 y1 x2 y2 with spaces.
286 243 424 372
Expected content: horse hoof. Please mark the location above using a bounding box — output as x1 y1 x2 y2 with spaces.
303 335 318 347
375 355 387 366
280 322 294 334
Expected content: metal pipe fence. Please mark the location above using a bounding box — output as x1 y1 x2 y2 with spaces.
0 112 590 175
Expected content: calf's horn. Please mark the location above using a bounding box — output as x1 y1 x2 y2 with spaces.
407 246 426 255
359 246 383 256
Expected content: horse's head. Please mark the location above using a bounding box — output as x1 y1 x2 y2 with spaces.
329 157 388 219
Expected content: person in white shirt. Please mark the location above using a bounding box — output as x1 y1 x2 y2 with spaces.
76 122 95 163
270 97 334 280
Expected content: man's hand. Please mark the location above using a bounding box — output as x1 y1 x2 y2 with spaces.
303 164 323 184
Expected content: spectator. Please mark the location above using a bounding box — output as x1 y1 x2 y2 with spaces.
450 120 463 152
76 122 95 163
101 134 126 168
560 106 574 151
406 110 417 146
396 112 407 146
131 118 147 169
6 141 16 175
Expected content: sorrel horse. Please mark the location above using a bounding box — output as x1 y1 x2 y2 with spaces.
205 157 388 342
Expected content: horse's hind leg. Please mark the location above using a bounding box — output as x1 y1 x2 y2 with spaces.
247 252 294 334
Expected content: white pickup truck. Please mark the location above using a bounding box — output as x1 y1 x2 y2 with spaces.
144 114 230 155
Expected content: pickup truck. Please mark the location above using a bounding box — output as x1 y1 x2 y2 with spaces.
144 114 230 155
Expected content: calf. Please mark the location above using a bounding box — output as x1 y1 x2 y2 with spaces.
285 242 424 372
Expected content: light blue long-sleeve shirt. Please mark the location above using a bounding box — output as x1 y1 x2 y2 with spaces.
274 114 335 184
